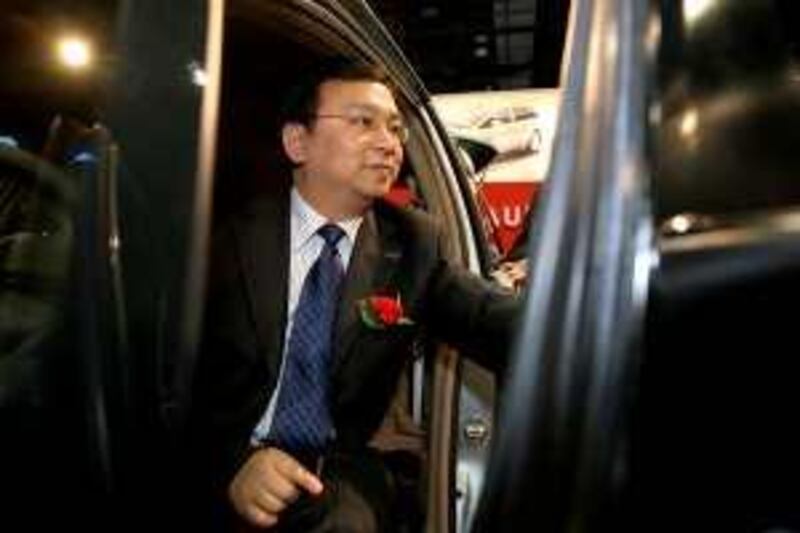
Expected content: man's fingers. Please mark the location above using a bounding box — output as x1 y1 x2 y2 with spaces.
228 447 324 529
254 486 288 514
264 464 302 502
293 464 324 495
245 506 278 529
274 453 324 495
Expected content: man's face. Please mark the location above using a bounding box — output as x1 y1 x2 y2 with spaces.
284 79 405 209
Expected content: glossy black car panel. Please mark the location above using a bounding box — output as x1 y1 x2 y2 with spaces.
640 1 800 530
476 1 800 531
0 0 213 528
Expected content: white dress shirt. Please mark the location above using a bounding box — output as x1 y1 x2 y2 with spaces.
251 187 362 443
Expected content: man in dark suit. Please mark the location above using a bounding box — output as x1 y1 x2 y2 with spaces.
190 59 518 532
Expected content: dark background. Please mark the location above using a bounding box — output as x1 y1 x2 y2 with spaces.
372 0 571 92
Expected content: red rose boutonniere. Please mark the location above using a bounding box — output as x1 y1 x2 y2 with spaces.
357 294 414 330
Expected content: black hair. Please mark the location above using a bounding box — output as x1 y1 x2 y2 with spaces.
278 57 394 127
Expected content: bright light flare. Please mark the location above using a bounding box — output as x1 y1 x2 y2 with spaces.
679 109 699 138
57 37 92 69
667 214 693 235
189 62 208 86
683 0 716 26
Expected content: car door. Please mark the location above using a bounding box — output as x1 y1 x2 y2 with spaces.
0 0 215 528
471 0 653 531
473 0 800 531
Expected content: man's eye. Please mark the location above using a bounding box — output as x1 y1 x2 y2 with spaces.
352 115 375 128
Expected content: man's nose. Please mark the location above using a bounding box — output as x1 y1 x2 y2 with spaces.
372 123 402 152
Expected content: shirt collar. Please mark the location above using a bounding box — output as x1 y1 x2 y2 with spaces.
291 188 363 250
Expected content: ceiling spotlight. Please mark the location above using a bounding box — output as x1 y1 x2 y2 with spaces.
57 37 92 69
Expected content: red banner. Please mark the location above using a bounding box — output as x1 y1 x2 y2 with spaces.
478 182 540 255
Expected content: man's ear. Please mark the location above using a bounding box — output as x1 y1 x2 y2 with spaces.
282 123 308 164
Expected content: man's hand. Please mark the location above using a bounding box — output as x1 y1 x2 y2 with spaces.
491 258 529 292
228 447 324 528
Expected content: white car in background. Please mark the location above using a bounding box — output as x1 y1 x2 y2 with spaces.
449 105 541 159
434 89 560 256
434 90 560 164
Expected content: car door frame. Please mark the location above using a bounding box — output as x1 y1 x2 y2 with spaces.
472 0 655 530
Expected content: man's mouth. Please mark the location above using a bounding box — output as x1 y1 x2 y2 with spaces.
368 164 398 175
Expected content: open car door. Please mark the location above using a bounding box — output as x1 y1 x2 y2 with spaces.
474 0 800 531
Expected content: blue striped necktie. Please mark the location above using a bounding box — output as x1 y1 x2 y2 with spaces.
267 223 345 453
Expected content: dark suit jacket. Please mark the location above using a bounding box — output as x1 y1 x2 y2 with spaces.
189 182 518 506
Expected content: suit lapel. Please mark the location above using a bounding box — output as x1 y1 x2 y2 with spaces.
333 205 403 373
235 190 290 380
234 194 402 379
